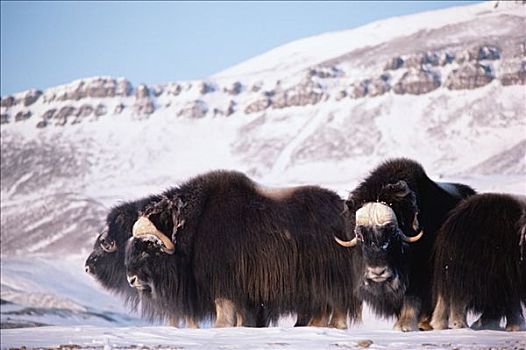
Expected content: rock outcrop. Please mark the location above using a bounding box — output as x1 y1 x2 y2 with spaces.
133 84 155 115
394 68 441 95
245 98 271 114
44 77 133 103
23 89 43 107
445 63 494 90
177 100 208 118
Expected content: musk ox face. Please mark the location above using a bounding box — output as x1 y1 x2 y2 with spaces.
358 222 404 283
85 229 130 293
124 236 168 298
354 204 411 302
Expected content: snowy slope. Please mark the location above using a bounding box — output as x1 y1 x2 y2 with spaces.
213 1 510 81
1 0 526 345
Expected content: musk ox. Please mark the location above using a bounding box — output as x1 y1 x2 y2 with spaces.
430 193 526 331
84 196 198 327
125 169 362 328
335 158 475 331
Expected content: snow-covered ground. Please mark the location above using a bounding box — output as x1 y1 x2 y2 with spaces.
3 325 526 350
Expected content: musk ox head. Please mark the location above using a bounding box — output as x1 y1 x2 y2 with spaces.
124 195 186 296
336 181 423 307
85 203 140 294
124 236 164 297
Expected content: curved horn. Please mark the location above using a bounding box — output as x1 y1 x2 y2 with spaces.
101 239 117 253
334 236 358 248
133 216 175 254
399 229 424 243
99 228 117 253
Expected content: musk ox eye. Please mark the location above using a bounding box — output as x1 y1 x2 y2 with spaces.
354 227 364 240
100 237 117 253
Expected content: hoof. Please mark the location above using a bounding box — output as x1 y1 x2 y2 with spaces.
471 317 501 331
214 321 232 328
429 318 448 330
505 322 526 332
450 320 468 329
329 321 348 330
418 320 433 331
394 321 419 332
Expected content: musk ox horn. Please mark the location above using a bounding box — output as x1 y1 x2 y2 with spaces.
334 236 358 248
99 228 117 253
132 216 175 254
399 229 424 243
100 239 117 253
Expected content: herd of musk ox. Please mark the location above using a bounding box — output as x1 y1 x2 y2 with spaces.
85 158 526 331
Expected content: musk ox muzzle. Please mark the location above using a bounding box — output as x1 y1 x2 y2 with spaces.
132 216 175 254
126 274 152 292
365 266 394 283
335 202 423 247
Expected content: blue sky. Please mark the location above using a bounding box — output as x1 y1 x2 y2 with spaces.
1 1 481 96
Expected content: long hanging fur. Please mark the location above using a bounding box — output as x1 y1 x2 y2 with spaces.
432 193 526 329
126 170 362 326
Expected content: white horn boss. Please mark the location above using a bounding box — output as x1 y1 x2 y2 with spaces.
132 216 175 254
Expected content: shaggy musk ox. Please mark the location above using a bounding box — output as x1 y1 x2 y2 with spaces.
84 196 198 327
335 158 475 331
431 193 526 331
125 170 362 328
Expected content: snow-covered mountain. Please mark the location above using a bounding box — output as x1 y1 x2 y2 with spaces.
1 1 525 340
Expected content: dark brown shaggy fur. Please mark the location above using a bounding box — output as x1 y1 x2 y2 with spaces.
125 170 362 327
432 193 526 331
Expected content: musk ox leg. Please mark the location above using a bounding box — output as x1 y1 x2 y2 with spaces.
235 309 259 327
471 311 501 331
186 316 199 329
505 301 526 332
418 313 433 331
235 311 244 327
449 300 468 329
214 298 236 328
352 302 363 324
168 315 181 327
329 307 348 330
254 304 271 327
394 296 420 332
430 294 449 330
295 312 311 327
307 308 331 327
308 314 330 327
